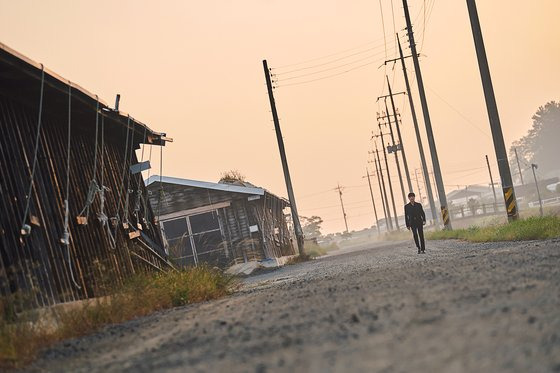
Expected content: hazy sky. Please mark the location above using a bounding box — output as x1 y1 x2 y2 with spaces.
1 1 558 233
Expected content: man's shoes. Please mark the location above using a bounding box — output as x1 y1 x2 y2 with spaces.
421 249 426 254
417 248 421 254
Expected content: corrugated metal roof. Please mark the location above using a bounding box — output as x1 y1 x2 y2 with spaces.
146 175 266 196
0 41 171 146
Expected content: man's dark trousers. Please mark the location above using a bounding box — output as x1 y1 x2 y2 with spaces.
411 225 425 252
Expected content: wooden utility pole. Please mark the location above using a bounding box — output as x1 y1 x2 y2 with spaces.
414 168 423 204
262 60 305 254
336 184 349 233
402 0 452 229
514 148 525 185
466 0 518 222
486 155 498 211
380 100 406 205
397 35 438 225
366 168 381 234
387 77 413 195
376 129 399 230
375 147 393 231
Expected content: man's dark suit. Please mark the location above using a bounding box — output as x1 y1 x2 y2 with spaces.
405 202 426 252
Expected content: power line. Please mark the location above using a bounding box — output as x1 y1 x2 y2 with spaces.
273 35 389 69
273 42 391 76
276 49 389 82
425 85 492 139
389 0 398 56
276 59 384 88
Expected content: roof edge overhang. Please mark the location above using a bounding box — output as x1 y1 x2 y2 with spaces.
0 41 172 146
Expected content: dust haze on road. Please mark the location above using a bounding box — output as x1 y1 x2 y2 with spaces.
25 238 560 373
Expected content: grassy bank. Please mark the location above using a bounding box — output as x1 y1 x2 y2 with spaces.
426 216 560 242
0 266 234 370
305 242 340 258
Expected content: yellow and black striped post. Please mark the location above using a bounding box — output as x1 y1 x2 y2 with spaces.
503 186 518 220
440 206 450 229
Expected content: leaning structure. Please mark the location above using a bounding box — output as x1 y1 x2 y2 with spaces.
0 43 172 308
147 176 296 268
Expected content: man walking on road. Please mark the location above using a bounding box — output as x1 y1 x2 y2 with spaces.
405 192 426 254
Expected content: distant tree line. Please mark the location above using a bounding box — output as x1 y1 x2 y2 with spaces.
509 101 560 183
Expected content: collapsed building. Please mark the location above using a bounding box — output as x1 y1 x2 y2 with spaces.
146 176 296 268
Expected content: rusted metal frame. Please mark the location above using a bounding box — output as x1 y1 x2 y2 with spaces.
103 135 134 272
65 123 124 294
34 113 82 302
61 124 109 297
0 98 41 306
129 250 161 271
0 99 33 306
47 112 105 298
2 98 51 307
27 107 80 304
41 110 99 299
95 134 131 286
102 142 134 285
271 196 281 258
12 99 61 306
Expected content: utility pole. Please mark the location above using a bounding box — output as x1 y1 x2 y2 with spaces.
397 35 438 225
336 184 349 233
531 164 543 217
514 147 525 185
414 168 423 204
365 168 381 234
402 0 452 229
380 100 406 205
466 0 518 222
262 60 305 254
486 155 499 212
376 130 400 230
387 77 413 195
375 147 393 231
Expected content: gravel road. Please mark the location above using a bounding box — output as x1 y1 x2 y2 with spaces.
25 238 560 373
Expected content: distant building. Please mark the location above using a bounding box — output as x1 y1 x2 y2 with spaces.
147 176 296 267
447 185 493 207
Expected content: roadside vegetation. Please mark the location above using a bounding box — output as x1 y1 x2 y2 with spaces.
305 242 339 258
0 266 234 370
426 215 560 242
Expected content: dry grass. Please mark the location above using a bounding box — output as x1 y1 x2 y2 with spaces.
426 215 560 242
0 266 234 370
304 242 339 258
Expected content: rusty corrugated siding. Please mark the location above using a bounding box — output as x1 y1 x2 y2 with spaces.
0 44 172 309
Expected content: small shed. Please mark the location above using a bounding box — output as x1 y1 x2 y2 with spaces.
146 176 296 268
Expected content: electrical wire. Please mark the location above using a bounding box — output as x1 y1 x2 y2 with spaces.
273 42 391 76
389 0 398 56
276 49 389 82
273 35 389 70
276 59 384 88
425 85 492 139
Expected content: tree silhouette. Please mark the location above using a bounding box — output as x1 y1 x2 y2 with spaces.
510 101 560 182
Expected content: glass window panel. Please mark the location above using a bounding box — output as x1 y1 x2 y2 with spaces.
167 237 195 267
193 231 223 254
162 218 188 240
189 211 220 234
